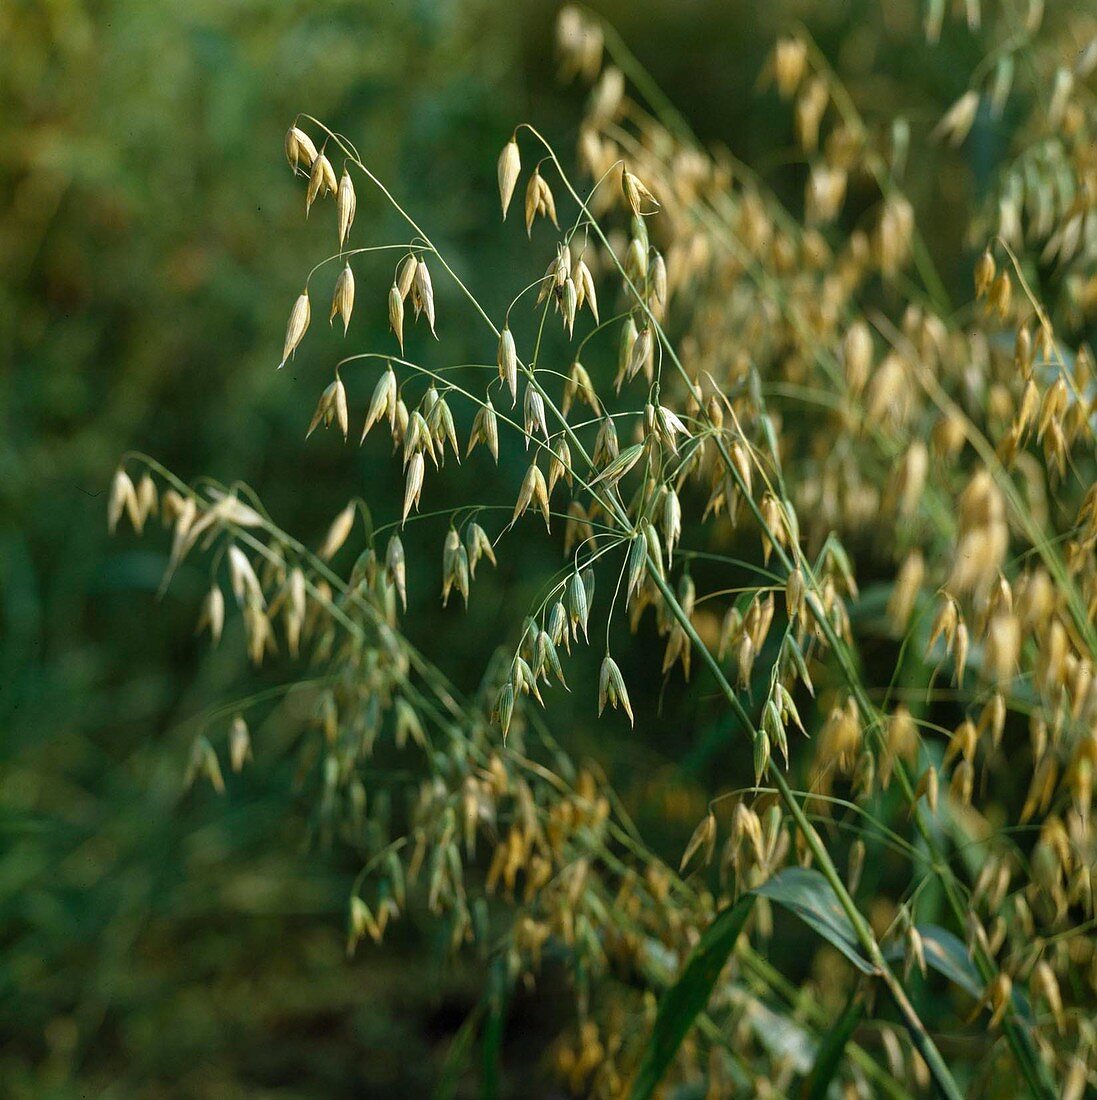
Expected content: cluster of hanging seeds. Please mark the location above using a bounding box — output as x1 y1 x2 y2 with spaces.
113 3 1097 1096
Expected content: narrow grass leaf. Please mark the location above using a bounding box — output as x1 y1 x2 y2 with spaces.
630 895 754 1100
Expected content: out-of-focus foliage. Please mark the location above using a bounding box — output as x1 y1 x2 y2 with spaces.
7 0 1097 1097
2 1 541 1094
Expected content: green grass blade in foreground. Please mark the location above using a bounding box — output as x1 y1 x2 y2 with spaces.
630 895 755 1100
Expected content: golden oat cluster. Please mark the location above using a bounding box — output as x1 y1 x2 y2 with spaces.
114 3 1097 1096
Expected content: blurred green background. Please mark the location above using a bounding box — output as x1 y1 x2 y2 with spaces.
2 0 1002 1094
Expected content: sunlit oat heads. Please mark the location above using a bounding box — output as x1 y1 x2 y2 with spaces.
120 13 1097 1095
497 136 521 220
278 289 310 368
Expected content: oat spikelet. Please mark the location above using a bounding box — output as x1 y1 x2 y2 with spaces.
498 326 518 405
307 378 349 440
598 655 633 726
498 137 521 220
413 259 436 336
933 90 980 146
679 812 716 872
513 462 550 530
108 467 139 534
362 364 397 440
385 534 407 611
229 715 252 773
330 263 355 335
388 284 405 352
524 168 558 235
306 152 337 214
318 503 356 561
197 584 225 645
772 36 808 98
467 398 500 463
337 169 356 246
622 169 658 217
228 545 264 607
403 451 425 523
279 289 311 369
285 125 317 172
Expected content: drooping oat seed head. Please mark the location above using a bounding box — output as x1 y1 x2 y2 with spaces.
330 263 355 335
108 467 139 534
229 715 252 773
385 534 407 611
197 584 226 646
285 126 318 172
498 137 521 220
228 545 264 607
465 522 496 578
523 383 548 444
524 168 558 236
412 259 436 336
513 461 551 530
772 36 808 98
467 398 500 463
337 169 356 247
306 153 338 214
402 451 425 523
279 289 311 368
679 811 716 873
573 256 598 322
498 326 518 405
621 169 657 217
933 90 980 146
598 655 633 726
361 363 398 441
388 284 405 352
318 502 356 561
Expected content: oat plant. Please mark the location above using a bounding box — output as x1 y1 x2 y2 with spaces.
112 4 1097 1096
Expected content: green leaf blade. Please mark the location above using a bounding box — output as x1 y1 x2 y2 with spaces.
630 895 755 1100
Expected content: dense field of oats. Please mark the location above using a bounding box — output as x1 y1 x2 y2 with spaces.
6 1 1097 1096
